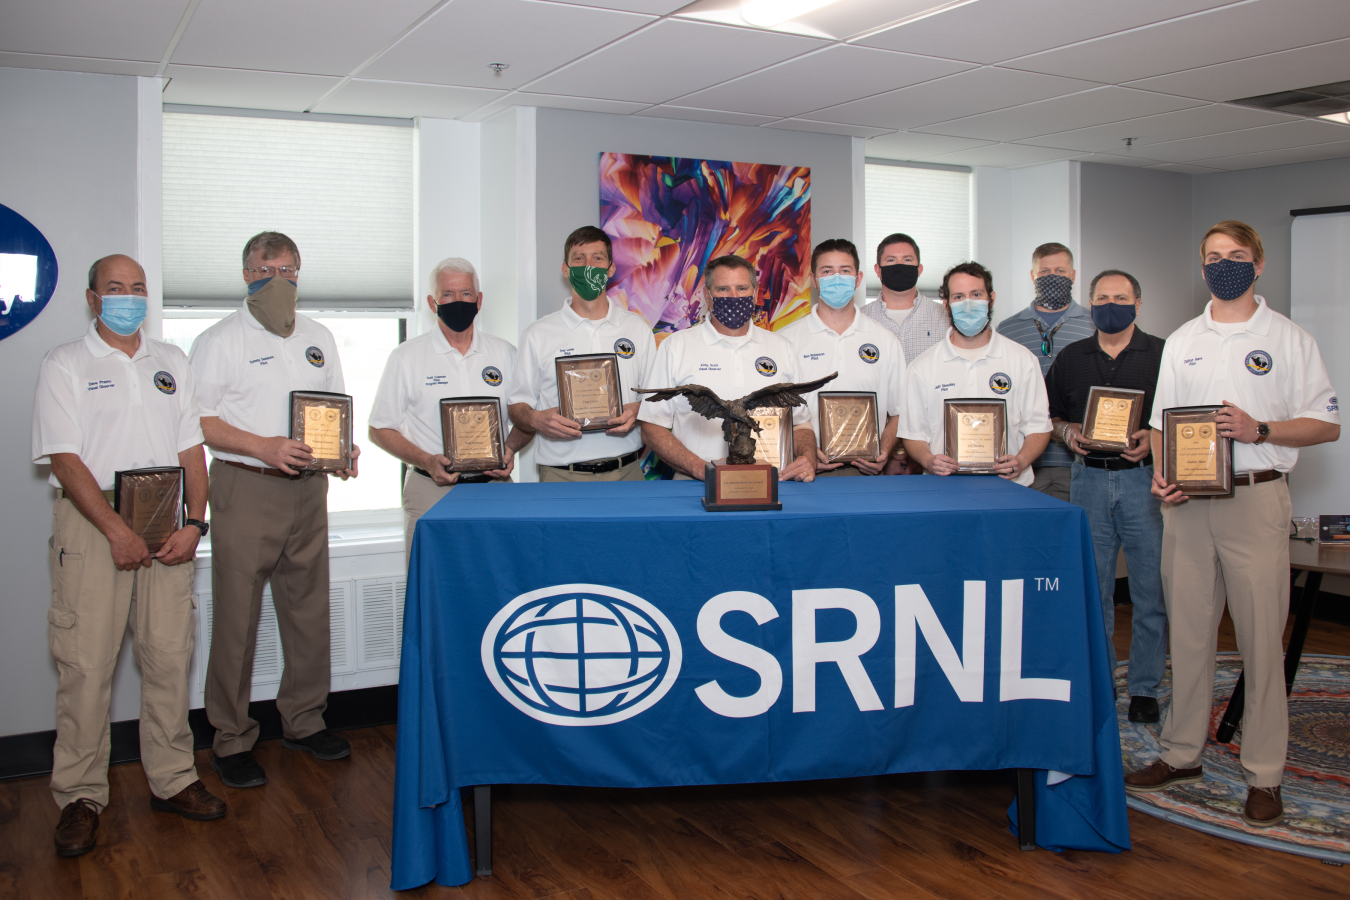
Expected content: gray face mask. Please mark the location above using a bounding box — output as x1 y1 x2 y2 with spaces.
246 277 297 338
1034 274 1074 310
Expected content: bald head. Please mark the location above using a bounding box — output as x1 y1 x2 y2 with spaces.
87 255 147 296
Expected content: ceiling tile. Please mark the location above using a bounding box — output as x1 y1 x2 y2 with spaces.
526 18 825 105
1188 139 1350 171
1004 0 1350 85
1070 152 1168 168
766 119 895 138
918 143 1082 167
672 45 972 119
0 52 159 77
542 0 687 11
172 0 443 76
636 106 781 126
313 78 504 118
913 86 1200 141
162 65 340 111
464 91 649 122
361 0 653 91
856 0 1232 65
810 67 1099 130
0 0 189 61
1124 37 1350 103
1139 118 1350 163
1146 163 1227 174
865 131 995 160
1016 104 1300 152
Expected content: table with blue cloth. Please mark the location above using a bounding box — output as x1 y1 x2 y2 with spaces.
391 476 1130 890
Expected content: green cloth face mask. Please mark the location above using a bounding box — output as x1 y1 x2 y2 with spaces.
569 265 609 302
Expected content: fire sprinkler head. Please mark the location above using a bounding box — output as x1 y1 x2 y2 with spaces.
488 63 508 75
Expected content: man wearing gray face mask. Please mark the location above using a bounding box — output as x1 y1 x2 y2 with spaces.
996 242 1096 501
188 231 361 791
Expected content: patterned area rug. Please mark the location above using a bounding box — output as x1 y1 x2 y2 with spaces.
1118 653 1350 864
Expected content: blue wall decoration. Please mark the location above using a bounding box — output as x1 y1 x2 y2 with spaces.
0 203 59 342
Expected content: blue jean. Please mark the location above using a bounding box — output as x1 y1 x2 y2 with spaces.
1069 461 1167 698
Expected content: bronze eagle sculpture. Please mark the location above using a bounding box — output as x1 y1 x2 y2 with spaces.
635 372 838 465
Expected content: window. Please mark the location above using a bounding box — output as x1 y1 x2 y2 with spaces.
863 161 972 294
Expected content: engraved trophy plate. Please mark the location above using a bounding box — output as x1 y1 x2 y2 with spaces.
440 397 506 472
702 462 781 512
819 392 880 463
1162 405 1232 496
943 398 1008 474
114 467 185 554
289 390 353 472
556 353 622 432
1080 386 1146 454
749 406 794 471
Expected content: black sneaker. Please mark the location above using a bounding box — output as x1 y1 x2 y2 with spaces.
211 751 268 788
1128 696 1160 723
283 729 351 761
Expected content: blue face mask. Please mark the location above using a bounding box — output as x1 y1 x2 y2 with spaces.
949 299 989 337
99 295 147 336
711 294 756 330
1202 258 1256 301
817 273 857 309
1092 302 1137 334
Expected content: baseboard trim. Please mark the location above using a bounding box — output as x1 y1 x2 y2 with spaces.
0 684 398 782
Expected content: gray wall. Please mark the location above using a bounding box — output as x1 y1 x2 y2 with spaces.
531 108 856 321
1 67 141 736
1192 156 1350 317
1079 163 1198 340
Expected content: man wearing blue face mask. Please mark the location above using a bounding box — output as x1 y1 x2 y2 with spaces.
996 243 1096 501
1044 270 1166 723
33 255 225 857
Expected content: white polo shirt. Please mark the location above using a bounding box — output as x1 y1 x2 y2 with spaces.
32 322 204 489
899 330 1050 486
638 318 802 464
509 297 655 466
779 306 906 437
188 300 345 468
1150 296 1338 474
369 325 516 458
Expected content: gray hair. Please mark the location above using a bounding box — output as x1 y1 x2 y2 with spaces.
428 257 480 296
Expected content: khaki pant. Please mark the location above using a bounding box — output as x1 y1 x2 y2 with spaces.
205 460 330 756
538 457 645 483
48 499 197 809
1031 465 1071 502
402 469 509 557
1158 478 1292 787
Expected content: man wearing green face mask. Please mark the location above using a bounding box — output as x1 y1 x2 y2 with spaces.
508 226 655 482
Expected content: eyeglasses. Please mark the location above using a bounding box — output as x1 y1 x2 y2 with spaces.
247 265 299 278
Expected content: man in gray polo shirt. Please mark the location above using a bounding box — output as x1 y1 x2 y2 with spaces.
995 242 1095 500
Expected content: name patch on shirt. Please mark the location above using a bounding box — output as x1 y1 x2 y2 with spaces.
697 362 723 372
934 382 955 392
482 366 503 386
305 346 325 367
614 338 635 359
425 375 449 387
755 357 778 377
1245 350 1272 376
989 372 1012 395
249 356 275 366
859 343 879 364
86 379 114 391
153 371 176 395
803 351 826 362
1183 356 1202 367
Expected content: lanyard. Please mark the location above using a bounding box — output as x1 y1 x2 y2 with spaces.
1034 319 1064 357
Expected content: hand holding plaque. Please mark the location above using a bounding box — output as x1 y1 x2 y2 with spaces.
556 353 622 431
440 397 506 472
114 467 185 554
1080 386 1145 453
819 392 880 463
943 398 1008 474
289 391 353 472
1162 406 1232 496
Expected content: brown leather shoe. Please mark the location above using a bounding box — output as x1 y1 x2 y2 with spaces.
1244 786 1283 827
54 798 99 857
1124 759 1203 793
150 780 227 821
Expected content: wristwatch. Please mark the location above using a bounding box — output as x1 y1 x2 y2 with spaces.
185 518 210 537
1254 422 1270 445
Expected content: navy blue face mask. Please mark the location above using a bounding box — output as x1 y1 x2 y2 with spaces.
1203 259 1257 301
1091 302 1136 335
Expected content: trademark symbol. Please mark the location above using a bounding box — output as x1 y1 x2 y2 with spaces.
1035 578 1059 591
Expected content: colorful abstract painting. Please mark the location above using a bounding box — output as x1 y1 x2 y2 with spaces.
600 153 810 338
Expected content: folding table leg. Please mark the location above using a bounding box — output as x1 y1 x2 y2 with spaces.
1016 769 1037 851
474 785 492 876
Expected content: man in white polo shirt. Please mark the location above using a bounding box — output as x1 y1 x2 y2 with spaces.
189 231 359 791
781 238 905 476
369 258 531 554
1124 221 1339 828
639 255 817 481
901 262 1051 485
508 226 654 482
33 254 224 858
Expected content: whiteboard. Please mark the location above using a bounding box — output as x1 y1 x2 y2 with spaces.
1289 210 1350 518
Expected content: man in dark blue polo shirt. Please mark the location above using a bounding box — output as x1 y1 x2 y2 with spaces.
1044 269 1166 723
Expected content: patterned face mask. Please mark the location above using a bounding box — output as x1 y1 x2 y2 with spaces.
1203 259 1256 301
711 294 756 329
569 266 609 301
1034 274 1074 310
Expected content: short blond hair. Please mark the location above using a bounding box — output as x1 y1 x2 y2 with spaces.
1200 220 1264 264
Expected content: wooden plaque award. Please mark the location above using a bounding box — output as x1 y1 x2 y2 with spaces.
819 392 880 463
943 398 1008 474
702 462 782 512
289 390 354 472
1162 406 1232 496
749 406 794 470
439 397 506 472
114 467 185 553
1080 386 1146 453
556 353 622 431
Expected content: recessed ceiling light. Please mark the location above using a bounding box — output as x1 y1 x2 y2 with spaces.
1320 112 1350 125
741 0 841 29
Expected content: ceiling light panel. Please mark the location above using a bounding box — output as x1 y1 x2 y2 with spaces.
553 1 692 11
912 86 1200 141
361 0 654 90
0 0 191 62
673 0 961 39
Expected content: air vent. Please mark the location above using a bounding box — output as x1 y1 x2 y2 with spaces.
1231 81 1350 122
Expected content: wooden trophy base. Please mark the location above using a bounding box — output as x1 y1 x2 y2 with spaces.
701 462 781 512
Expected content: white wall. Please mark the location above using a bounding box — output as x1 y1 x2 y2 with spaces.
413 118 482 339
0 67 153 736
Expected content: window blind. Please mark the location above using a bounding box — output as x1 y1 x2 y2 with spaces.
162 112 413 310
863 162 972 293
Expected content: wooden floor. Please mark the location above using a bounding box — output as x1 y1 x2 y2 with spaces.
3 607 1348 900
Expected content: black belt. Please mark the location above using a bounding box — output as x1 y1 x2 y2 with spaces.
1233 469 1283 486
1082 455 1150 471
546 448 642 474
413 467 494 484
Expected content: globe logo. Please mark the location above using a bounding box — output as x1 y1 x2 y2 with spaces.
481 584 682 726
